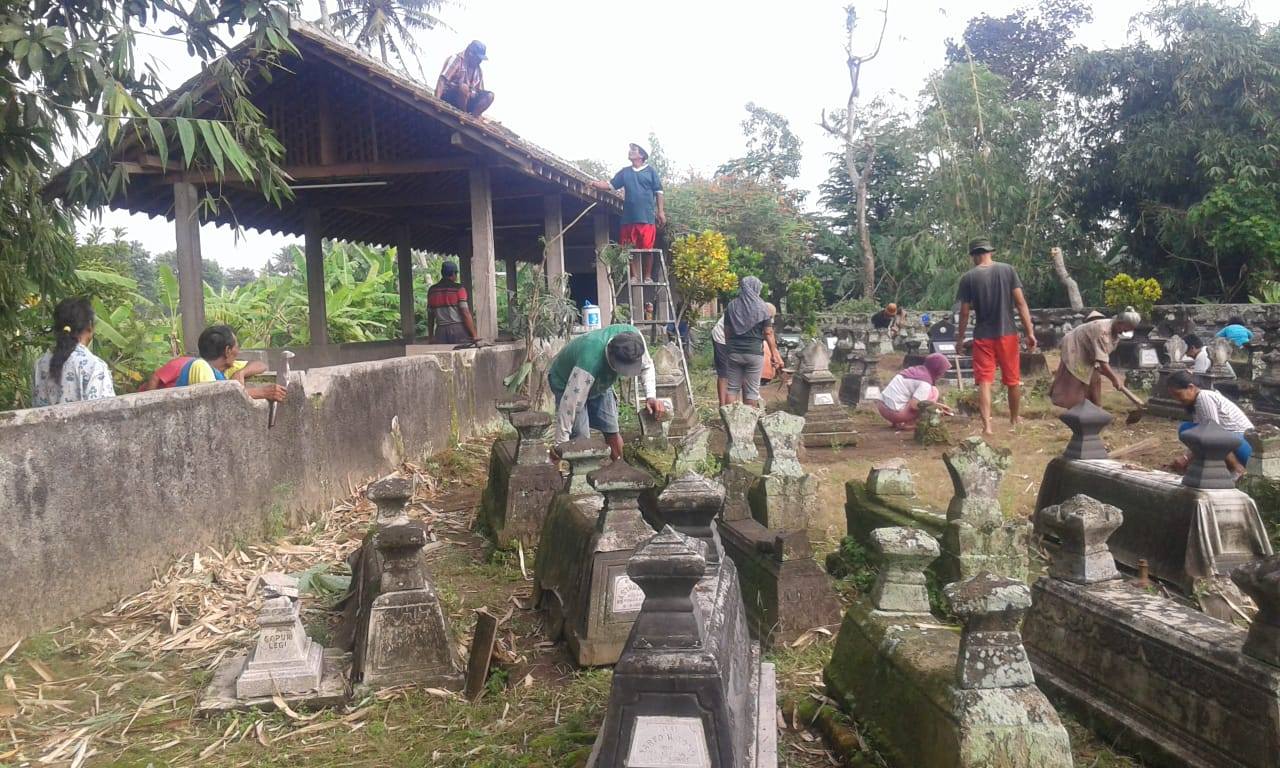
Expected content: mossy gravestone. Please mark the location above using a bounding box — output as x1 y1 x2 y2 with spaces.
914 401 951 446
477 408 564 548
941 437 1029 583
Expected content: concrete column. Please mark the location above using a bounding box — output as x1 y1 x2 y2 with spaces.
593 212 613 324
397 224 415 342
172 182 205 354
304 209 328 346
543 194 565 295
468 168 498 340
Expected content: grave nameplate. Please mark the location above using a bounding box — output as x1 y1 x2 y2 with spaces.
814 392 835 406
611 572 645 615
865 386 882 400
627 716 712 768
934 341 956 355
1138 348 1160 368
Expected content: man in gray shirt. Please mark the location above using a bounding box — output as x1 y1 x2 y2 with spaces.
954 237 1037 435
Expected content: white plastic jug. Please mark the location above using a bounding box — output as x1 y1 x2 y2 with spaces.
582 300 602 331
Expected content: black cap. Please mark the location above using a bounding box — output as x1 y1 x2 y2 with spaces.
968 237 995 255
466 40 487 60
606 332 646 376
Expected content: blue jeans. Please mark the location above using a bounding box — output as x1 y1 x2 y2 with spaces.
1179 421 1251 465
553 387 620 438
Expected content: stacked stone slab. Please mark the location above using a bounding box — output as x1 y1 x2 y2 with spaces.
1037 402 1273 601
719 402 765 523
336 475 463 692
199 573 346 713
747 411 818 532
941 437 1030 583
838 349 882 405
1025 497 1280 768
825 531 1072 768
719 408 842 644
587 526 777 768
477 403 564 548
843 461 948 549
534 454 657 666
786 340 858 448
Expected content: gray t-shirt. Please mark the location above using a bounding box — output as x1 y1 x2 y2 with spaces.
957 262 1022 340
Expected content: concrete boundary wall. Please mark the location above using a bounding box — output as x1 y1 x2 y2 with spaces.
0 343 525 646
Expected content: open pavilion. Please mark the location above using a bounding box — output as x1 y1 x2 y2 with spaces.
66 21 625 366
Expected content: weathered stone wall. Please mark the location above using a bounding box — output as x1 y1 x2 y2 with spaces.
0 344 524 646
785 303 1280 350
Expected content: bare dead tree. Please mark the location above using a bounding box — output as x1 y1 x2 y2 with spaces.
821 2 890 301
1049 246 1084 309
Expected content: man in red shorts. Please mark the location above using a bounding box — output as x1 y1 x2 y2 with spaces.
591 143 665 282
954 237 1037 435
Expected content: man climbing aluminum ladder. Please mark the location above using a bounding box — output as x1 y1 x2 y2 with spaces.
619 248 696 436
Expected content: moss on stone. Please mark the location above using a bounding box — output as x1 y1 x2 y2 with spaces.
1239 475 1280 550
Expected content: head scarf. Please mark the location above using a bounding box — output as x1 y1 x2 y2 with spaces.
725 276 770 337
901 352 951 384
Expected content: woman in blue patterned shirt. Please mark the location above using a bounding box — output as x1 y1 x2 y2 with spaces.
31 297 115 407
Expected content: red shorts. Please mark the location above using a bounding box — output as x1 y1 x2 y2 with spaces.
971 335 1022 386
619 223 656 249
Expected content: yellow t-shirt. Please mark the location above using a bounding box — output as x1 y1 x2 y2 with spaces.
186 359 248 384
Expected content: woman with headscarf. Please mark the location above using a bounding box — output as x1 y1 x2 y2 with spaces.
723 276 782 406
877 352 954 429
1049 306 1145 409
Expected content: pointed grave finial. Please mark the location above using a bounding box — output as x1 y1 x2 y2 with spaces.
558 438 611 496
1231 555 1280 668
589 458 657 544
1180 420 1242 490
626 526 706 649
495 397 531 427
870 527 939 614
945 571 1035 690
367 474 414 526
1035 494 1123 584
658 472 726 569
511 410 552 466
1060 400 1112 460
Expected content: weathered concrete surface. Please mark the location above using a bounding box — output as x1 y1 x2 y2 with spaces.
844 479 948 547
477 438 564 549
1024 576 1280 768
942 438 1029 583
0 343 524 646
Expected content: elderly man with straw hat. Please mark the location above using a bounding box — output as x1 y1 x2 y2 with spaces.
1049 307 1146 410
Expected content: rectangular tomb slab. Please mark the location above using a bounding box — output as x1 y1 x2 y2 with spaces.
198 648 348 715
1024 576 1280 768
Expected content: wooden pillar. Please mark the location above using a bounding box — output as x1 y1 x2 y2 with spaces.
173 183 206 354
594 213 613 325
397 224 416 342
458 237 472 298
469 168 498 340
304 209 328 346
504 255 518 324
543 194 565 295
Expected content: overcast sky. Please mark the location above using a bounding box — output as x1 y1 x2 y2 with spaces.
91 0 1279 271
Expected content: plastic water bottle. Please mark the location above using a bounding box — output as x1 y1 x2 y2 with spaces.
582 300 601 331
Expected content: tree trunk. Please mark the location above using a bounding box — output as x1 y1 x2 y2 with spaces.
1050 246 1083 309
317 0 331 31
856 173 874 300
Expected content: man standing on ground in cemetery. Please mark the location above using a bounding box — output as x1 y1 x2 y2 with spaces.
435 40 494 116
1217 316 1253 348
711 313 730 406
140 325 286 402
548 324 664 460
1166 370 1254 479
32 297 115 407
1049 307 1146 410
426 262 479 345
871 303 900 336
955 237 1037 435
590 143 665 283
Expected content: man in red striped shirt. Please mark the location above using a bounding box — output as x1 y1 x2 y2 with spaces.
427 262 479 344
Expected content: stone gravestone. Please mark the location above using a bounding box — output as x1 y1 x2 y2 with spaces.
199 573 345 713
1035 494 1122 584
720 403 764 523
536 457 657 667
786 339 858 448
335 474 413 653
748 411 818 532
587 526 777 768
1246 425 1280 480
358 520 464 691
657 472 725 573
1148 336 1196 419
870 527 940 614
671 425 712 477
560 438 612 497
653 341 698 439
838 349 882 405
913 401 951 446
941 438 1029 583
477 406 564 548
866 459 916 499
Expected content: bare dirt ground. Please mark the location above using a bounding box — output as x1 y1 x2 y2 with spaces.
0 351 1175 767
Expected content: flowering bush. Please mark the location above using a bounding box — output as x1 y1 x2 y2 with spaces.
1103 273 1162 318
672 231 737 319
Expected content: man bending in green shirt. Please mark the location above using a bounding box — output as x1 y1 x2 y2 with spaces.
547 324 665 460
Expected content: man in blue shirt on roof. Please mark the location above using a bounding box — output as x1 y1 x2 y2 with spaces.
591 143 666 283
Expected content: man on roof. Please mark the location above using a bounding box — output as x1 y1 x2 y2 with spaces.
590 143 666 284
436 40 494 117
